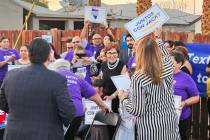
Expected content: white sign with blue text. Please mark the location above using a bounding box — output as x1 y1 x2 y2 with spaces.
84 6 107 23
125 4 169 41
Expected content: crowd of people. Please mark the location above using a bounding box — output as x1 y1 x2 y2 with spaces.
0 20 206 140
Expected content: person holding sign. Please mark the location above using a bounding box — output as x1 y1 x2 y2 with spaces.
118 28 181 140
80 20 114 58
171 51 200 140
52 59 109 140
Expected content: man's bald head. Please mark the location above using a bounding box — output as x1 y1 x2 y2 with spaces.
92 34 102 46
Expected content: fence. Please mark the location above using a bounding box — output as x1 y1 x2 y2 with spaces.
0 29 210 139
1 28 210 54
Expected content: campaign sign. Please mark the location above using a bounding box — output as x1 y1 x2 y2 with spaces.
84 100 111 125
185 43 210 96
84 6 107 23
125 4 169 41
42 35 53 43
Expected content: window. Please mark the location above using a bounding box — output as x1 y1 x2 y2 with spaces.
74 21 84 30
39 20 65 30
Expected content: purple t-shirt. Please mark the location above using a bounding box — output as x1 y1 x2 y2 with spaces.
0 49 20 81
57 69 96 117
2 48 20 60
173 71 199 120
127 55 136 70
65 50 93 62
65 50 93 84
72 65 92 84
85 43 103 57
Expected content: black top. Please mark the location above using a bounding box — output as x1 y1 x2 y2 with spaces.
181 66 191 75
101 60 124 112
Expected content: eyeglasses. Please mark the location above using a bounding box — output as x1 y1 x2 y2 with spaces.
72 41 80 44
92 38 102 40
106 52 118 55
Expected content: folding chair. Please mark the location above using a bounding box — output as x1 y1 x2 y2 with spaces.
84 111 121 140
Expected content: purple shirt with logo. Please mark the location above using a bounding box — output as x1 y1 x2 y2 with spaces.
85 43 103 57
57 69 96 117
173 71 199 120
64 51 74 62
0 49 20 81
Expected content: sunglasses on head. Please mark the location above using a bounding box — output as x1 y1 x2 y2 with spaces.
76 53 86 58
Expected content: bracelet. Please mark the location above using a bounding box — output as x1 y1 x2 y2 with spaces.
111 92 118 98
121 98 128 104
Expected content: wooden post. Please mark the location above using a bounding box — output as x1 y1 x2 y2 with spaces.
13 1 36 49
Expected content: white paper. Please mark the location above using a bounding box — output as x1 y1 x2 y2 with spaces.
84 6 107 23
124 4 169 41
41 35 53 43
111 75 131 91
173 95 182 120
84 99 111 125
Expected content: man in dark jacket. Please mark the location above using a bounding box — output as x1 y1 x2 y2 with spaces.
119 34 135 65
0 38 75 140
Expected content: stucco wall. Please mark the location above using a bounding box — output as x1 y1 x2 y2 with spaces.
0 0 23 30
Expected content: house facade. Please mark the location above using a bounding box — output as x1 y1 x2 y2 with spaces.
0 0 201 33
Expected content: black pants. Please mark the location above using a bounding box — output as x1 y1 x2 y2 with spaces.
65 116 83 140
179 117 191 140
0 129 4 140
107 125 116 140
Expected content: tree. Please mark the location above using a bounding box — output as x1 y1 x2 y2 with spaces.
136 0 152 15
157 0 188 12
201 0 210 35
